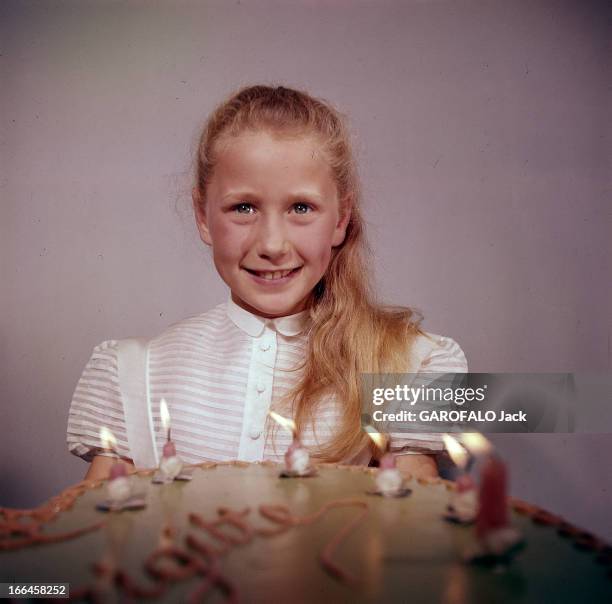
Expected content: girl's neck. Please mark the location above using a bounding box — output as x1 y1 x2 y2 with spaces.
229 292 310 320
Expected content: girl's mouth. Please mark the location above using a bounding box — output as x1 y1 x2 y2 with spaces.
244 267 302 283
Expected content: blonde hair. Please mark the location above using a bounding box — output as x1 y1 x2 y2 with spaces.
194 85 422 462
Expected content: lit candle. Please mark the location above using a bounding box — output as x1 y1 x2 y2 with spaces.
269 411 312 476
443 434 477 523
366 429 405 497
99 427 132 507
462 433 523 559
158 399 184 481
461 432 493 457
476 453 508 539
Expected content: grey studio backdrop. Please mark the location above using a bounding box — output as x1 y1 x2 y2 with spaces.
2 1 611 540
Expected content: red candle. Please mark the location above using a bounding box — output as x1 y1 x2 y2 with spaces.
476 454 508 539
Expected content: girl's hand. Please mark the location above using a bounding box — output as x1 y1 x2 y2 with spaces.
395 453 439 480
84 455 135 481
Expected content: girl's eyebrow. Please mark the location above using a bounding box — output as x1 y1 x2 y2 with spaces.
220 190 325 203
220 190 257 202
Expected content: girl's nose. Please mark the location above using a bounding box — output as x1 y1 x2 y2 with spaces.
255 216 290 260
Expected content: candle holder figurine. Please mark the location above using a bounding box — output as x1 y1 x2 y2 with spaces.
269 411 316 478
96 427 146 512
443 434 477 524
152 399 193 484
365 428 411 498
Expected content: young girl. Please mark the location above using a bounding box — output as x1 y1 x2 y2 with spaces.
67 85 467 481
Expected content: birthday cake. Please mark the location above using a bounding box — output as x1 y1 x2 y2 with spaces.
2 462 612 603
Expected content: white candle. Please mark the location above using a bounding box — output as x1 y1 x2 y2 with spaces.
285 439 310 475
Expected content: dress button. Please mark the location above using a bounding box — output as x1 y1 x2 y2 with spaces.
249 428 261 440
256 382 266 394
260 342 271 352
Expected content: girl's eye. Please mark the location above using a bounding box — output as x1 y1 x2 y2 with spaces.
293 202 312 215
233 202 255 214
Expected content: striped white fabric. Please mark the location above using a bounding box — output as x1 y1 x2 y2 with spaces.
67 297 467 466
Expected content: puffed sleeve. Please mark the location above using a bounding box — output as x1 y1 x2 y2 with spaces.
66 340 131 462
389 334 468 454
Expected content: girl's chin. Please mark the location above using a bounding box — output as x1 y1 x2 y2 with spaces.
250 301 305 319
233 292 308 319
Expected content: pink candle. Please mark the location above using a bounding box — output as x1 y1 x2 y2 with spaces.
379 452 396 470
476 454 508 539
159 430 183 481
106 460 132 506
109 463 128 481
456 473 476 493
163 441 176 458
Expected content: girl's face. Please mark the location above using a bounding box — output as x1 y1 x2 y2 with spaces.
194 130 351 319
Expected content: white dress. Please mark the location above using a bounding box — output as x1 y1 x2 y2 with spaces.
67 296 467 468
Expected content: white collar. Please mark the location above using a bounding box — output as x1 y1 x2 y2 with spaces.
226 295 309 337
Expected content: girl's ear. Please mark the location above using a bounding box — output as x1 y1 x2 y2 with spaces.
192 188 213 246
332 195 353 247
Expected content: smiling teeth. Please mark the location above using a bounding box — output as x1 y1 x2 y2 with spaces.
255 269 295 280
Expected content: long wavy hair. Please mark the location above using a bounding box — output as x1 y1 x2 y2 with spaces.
194 85 423 462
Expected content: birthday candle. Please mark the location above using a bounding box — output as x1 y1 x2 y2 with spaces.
99 427 132 506
443 434 477 522
269 411 310 475
366 429 404 496
461 433 522 557
476 453 508 539
159 399 184 480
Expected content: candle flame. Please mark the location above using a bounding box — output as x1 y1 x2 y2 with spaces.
99 426 117 452
442 433 469 469
364 426 388 452
461 432 493 456
269 410 296 435
160 398 171 432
